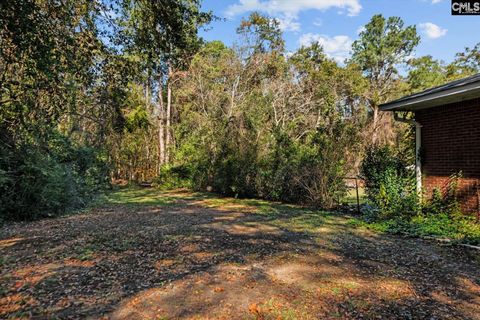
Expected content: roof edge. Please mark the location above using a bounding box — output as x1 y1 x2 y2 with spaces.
380 73 480 112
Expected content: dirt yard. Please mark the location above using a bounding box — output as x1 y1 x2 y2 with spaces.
1 188 479 319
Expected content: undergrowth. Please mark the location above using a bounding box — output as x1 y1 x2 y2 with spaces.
358 146 480 246
348 213 480 245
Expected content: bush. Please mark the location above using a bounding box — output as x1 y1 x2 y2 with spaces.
358 147 479 244
361 145 418 218
352 212 480 245
422 174 462 217
155 164 193 190
256 130 348 207
0 133 109 221
187 126 352 208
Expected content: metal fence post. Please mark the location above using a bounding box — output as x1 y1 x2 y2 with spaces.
355 178 360 214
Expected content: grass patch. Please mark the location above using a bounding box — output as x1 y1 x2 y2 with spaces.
98 187 178 207
248 298 309 320
199 195 335 232
199 197 282 216
75 247 96 261
348 213 480 245
270 212 332 233
98 187 336 234
342 187 366 206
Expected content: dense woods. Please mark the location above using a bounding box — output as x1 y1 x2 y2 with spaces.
1 0 480 220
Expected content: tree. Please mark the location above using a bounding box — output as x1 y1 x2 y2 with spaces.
171 31 366 206
450 42 480 77
119 0 212 167
0 0 121 219
407 56 447 93
350 14 420 145
3 4 476 219
407 44 480 95
237 12 285 56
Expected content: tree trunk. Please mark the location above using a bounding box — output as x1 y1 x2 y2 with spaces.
145 78 150 109
158 75 166 170
371 103 379 145
165 65 172 164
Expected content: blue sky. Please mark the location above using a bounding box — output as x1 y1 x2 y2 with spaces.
200 0 480 64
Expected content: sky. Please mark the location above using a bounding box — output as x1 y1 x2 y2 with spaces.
199 0 480 64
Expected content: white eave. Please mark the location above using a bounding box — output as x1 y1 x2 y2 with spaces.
379 73 480 112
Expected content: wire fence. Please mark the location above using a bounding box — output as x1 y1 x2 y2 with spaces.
339 176 366 214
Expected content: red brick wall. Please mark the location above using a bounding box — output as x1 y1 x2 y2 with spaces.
416 98 480 215
423 176 479 215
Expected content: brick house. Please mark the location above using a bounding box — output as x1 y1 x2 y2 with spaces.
380 74 480 215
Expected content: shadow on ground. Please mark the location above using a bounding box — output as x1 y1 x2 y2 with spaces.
0 188 479 319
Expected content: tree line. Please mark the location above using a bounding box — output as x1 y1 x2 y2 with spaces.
1 1 479 220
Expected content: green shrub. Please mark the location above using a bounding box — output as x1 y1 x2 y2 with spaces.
410 213 460 239
358 150 479 244
258 130 348 207
422 174 462 217
0 133 108 221
361 145 418 219
354 212 480 245
187 126 352 208
154 164 193 190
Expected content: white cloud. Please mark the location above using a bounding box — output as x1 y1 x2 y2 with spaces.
419 22 447 39
226 0 362 32
299 33 353 63
356 26 366 35
276 15 301 31
226 0 362 17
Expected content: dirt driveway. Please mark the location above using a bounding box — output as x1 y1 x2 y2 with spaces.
1 188 479 319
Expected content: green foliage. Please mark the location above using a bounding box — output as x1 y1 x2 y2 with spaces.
171 37 364 208
407 56 447 93
361 146 418 219
350 14 420 145
2 1 478 224
155 165 193 189
237 12 285 54
359 149 479 245
0 134 108 221
0 0 212 220
350 213 480 245
124 86 151 133
406 47 480 95
120 0 213 67
410 213 480 243
422 184 461 217
351 14 420 81
452 42 480 75
0 0 115 221
361 146 407 187
255 128 353 207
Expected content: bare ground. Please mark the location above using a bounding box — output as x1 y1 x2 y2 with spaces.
0 188 479 319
